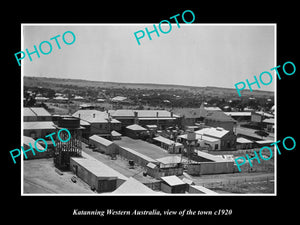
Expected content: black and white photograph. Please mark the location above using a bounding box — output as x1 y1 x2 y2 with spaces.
21 24 276 195
3 4 298 223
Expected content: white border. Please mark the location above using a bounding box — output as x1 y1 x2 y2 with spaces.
21 23 277 196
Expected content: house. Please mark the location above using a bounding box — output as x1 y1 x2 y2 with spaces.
125 124 148 139
89 135 118 155
160 175 187 193
152 136 183 153
72 110 121 138
195 127 236 150
172 108 202 127
199 103 237 131
203 111 237 132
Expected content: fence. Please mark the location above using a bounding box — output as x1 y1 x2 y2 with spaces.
199 175 274 193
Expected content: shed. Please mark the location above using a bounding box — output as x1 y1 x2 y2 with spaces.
70 152 127 193
125 124 148 139
23 136 52 159
111 130 122 140
89 135 118 155
160 175 187 193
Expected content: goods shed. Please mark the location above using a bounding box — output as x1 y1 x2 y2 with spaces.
89 135 118 155
70 152 127 193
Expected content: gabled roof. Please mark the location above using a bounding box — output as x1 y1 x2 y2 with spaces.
73 152 127 180
205 110 236 122
23 121 56 130
24 107 51 117
111 130 122 137
236 137 253 144
112 177 157 194
23 136 43 149
89 135 114 147
126 124 147 131
161 175 185 186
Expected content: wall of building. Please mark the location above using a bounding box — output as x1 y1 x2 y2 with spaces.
220 132 237 150
70 158 98 191
70 158 125 193
186 161 234 175
23 144 54 160
89 139 118 155
161 182 187 193
160 183 172 193
23 129 55 139
146 167 183 179
118 146 155 167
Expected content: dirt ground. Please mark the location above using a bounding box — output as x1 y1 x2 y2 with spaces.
23 158 94 194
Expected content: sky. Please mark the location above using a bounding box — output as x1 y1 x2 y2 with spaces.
23 24 275 92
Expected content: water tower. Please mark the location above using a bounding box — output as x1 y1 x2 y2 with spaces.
53 116 83 170
182 130 198 164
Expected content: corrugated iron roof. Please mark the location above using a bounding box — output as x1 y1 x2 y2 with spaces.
112 177 157 194
89 135 114 147
161 175 185 186
195 127 229 138
23 121 55 130
126 124 147 131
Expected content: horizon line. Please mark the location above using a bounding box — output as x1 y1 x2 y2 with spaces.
24 75 275 94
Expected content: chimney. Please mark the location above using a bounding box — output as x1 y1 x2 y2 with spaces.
156 112 159 118
78 113 80 118
171 111 173 118
93 113 95 118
